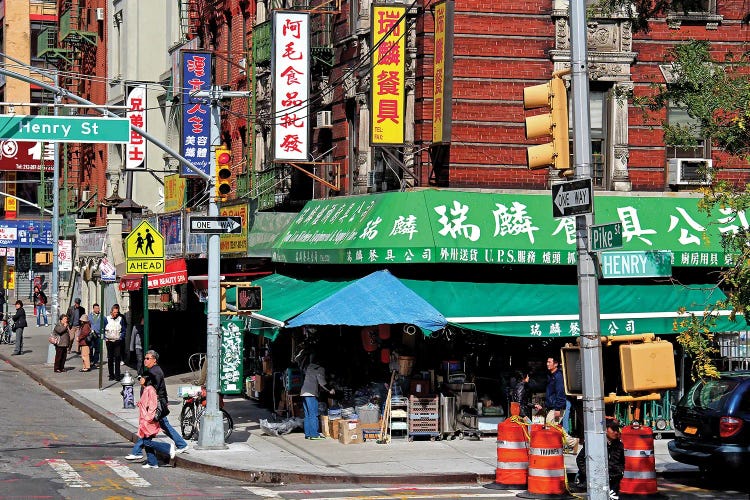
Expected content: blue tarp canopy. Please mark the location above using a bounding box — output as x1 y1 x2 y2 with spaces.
286 270 447 333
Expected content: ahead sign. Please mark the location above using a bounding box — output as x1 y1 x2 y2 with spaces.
551 178 593 218
189 216 242 234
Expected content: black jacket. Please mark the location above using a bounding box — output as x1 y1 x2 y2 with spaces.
148 363 169 405
576 439 625 491
12 307 26 330
511 380 533 417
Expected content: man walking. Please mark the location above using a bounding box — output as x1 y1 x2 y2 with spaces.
67 298 85 354
143 350 189 453
11 300 27 355
535 356 579 453
89 303 102 368
104 304 126 381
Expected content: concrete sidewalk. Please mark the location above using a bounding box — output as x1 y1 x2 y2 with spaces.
0 325 697 484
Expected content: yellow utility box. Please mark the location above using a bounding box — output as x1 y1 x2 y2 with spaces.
619 341 676 393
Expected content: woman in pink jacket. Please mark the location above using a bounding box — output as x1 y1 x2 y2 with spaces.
137 372 175 468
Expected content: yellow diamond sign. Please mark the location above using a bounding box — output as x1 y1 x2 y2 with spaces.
125 220 165 274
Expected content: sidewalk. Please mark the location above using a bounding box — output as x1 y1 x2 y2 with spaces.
0 325 697 485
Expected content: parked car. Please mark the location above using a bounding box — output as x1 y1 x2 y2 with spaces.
668 372 750 474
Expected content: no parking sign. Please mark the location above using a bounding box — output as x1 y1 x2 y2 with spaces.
58 240 72 272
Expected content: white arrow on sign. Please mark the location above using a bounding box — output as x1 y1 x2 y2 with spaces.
554 186 591 213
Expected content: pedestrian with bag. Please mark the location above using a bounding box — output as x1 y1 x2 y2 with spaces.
67 298 85 354
535 356 579 453
33 285 48 326
11 300 27 356
104 304 127 381
135 372 175 468
77 314 93 372
51 314 70 373
144 350 188 453
89 303 102 368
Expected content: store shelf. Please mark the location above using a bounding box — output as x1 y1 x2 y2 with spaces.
388 399 408 439
408 395 439 440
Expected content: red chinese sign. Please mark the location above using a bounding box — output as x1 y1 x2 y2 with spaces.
371 4 406 145
126 84 147 169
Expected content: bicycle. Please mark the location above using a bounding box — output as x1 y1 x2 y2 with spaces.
0 317 13 344
179 386 233 441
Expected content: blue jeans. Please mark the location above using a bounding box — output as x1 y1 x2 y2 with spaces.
36 305 48 326
141 436 172 466
160 417 188 449
562 399 572 434
303 396 320 438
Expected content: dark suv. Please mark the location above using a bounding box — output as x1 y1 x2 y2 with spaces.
668 372 750 473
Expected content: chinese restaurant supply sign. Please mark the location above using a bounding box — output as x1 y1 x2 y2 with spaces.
0 141 55 171
273 11 310 161
432 0 454 144
126 84 147 170
371 4 406 145
181 51 212 176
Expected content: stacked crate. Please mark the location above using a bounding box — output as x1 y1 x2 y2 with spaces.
408 395 439 440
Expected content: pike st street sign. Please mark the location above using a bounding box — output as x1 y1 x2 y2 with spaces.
590 222 623 252
551 178 593 218
189 216 242 234
0 115 130 143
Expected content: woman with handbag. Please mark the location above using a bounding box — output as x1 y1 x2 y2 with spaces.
77 314 92 372
11 300 27 356
51 314 70 373
136 372 175 468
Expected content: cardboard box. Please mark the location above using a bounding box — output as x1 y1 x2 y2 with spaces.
320 415 330 437
328 418 340 440
360 421 383 441
338 419 360 445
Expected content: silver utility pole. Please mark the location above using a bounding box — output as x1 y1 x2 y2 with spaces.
193 86 250 449
569 1 609 498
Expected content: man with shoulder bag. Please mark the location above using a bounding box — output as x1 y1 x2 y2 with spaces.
104 304 127 381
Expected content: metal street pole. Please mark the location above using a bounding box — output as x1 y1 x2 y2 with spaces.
569 0 608 498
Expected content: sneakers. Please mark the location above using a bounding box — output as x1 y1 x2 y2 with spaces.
169 442 176 459
142 464 158 469
307 436 325 440
124 454 142 460
609 489 619 500
175 445 189 454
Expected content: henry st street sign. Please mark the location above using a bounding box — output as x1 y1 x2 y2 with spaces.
189 216 242 234
600 250 673 279
0 115 130 143
590 222 623 252
551 178 593 218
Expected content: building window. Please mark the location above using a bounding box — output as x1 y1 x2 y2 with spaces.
666 104 710 159
569 88 608 188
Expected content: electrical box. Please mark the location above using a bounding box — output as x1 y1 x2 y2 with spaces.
619 341 677 393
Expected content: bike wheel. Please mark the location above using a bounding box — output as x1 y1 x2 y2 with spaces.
221 409 233 440
180 404 197 440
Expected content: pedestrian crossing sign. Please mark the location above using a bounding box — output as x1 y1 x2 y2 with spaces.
125 220 165 274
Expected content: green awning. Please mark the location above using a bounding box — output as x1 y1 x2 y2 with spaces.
399 280 741 337
272 190 735 267
247 212 297 258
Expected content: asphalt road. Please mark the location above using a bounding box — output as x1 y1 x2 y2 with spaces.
1 357 747 499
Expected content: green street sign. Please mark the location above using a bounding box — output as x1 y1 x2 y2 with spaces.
600 251 672 279
0 115 130 143
590 222 623 252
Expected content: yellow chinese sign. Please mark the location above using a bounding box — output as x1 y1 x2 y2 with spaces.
164 174 186 213
125 220 165 273
4 172 17 216
220 203 248 254
432 0 454 144
371 4 406 145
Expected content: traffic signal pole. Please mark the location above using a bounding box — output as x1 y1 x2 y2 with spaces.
569 0 609 498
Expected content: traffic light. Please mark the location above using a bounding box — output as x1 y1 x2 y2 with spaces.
523 70 572 177
215 147 232 201
220 282 262 314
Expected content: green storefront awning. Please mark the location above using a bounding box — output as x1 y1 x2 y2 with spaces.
272 189 736 267
400 279 741 337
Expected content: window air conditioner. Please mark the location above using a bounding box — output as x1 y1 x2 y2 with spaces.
81 190 90 202
316 110 332 128
667 158 712 185
96 8 105 21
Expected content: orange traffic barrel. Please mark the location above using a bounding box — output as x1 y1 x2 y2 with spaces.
619 424 663 499
517 426 572 499
485 419 529 490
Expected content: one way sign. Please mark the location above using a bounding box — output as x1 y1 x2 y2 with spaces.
189 216 242 234
551 178 593 218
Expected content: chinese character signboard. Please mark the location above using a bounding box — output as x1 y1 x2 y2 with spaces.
126 84 147 170
220 202 248 254
219 317 244 394
371 4 406 145
181 51 212 176
164 174 186 213
273 190 741 267
432 0 454 144
273 11 310 161
0 140 55 171
0 220 53 248
4 171 16 217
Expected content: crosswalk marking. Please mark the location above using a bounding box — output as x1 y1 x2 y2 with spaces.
243 486 282 498
46 459 91 488
102 459 151 487
244 485 518 499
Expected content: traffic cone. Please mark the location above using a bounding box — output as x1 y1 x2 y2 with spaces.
485 414 529 490
517 426 573 499
619 424 666 499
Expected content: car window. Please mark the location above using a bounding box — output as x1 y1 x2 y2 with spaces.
681 379 739 411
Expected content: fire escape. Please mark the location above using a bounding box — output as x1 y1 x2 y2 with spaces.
251 0 340 211
36 1 100 230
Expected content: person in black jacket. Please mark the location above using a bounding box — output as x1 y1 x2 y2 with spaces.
143 350 189 453
574 418 625 496
510 370 533 417
11 300 27 355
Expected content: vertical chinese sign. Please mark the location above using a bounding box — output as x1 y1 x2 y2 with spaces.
126 84 147 169
432 0 454 144
273 11 310 161
371 4 406 145
163 174 186 213
4 172 16 218
181 51 212 176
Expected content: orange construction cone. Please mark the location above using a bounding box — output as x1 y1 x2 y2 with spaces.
517 426 573 499
619 423 666 499
485 414 529 490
